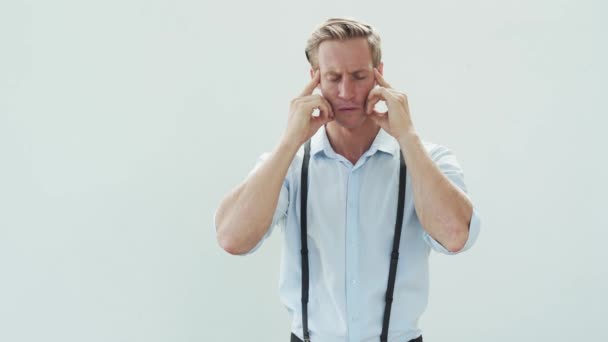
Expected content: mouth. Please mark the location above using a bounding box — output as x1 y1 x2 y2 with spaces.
337 107 360 111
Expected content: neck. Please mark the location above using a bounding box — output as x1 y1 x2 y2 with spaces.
325 118 380 165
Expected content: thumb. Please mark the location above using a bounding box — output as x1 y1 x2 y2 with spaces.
369 111 387 127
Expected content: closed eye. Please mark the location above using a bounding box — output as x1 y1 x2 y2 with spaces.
328 76 365 82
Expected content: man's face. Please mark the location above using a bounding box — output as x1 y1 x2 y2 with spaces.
314 38 382 129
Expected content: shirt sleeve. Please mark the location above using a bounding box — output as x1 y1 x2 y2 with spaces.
213 152 290 256
420 144 481 255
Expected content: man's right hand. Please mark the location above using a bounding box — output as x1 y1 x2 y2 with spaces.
216 71 333 255
282 70 334 147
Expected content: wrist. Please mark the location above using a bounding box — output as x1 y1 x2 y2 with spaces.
277 134 302 155
396 128 420 146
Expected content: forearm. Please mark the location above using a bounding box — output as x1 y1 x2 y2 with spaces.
397 132 472 252
215 138 299 255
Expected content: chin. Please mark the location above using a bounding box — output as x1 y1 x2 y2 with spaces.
333 111 368 129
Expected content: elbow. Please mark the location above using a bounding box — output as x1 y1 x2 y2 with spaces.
445 225 469 253
221 243 248 256
216 228 248 256
216 232 236 255
215 208 245 255
216 223 253 256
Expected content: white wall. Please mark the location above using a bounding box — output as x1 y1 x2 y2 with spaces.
1 0 606 341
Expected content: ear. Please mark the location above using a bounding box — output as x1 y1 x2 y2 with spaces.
310 68 320 89
377 62 384 75
374 62 384 86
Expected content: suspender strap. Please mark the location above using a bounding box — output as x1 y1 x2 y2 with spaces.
300 140 407 342
380 151 407 342
300 140 312 342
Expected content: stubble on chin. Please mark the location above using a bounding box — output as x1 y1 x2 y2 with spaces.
331 110 370 130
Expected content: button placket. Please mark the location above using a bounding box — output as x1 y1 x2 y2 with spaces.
345 168 360 342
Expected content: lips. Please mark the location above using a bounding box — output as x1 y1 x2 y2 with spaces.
337 106 359 111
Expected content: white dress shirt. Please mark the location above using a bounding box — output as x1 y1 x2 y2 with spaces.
214 125 481 342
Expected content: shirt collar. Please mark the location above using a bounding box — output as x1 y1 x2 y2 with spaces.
310 124 398 159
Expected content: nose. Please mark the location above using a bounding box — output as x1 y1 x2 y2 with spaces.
338 79 355 100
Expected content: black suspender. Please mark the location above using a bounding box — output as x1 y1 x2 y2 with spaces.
300 140 312 342
380 149 407 342
299 139 408 342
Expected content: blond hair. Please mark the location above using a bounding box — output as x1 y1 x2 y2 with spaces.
304 17 382 69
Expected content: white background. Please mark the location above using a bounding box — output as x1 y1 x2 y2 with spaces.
1 0 607 341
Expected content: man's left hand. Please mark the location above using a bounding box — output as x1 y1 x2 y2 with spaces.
366 68 415 140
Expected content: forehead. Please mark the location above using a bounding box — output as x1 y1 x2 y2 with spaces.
317 38 373 73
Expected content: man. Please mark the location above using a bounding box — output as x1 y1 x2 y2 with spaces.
214 18 481 342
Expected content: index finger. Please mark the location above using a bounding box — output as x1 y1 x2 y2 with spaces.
374 68 392 89
300 69 320 97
